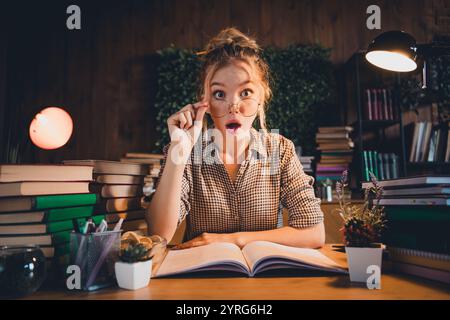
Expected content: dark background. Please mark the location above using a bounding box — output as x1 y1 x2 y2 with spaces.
0 0 448 163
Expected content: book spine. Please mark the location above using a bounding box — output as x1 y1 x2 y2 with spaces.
409 123 419 162
422 122 432 162
35 193 98 210
367 151 374 179
383 89 389 120
46 205 95 222
378 89 385 120
427 129 437 162
388 89 394 120
377 153 385 180
391 153 398 179
372 151 379 179
415 122 425 162
383 153 391 180
366 89 372 120
363 151 369 181
372 89 378 120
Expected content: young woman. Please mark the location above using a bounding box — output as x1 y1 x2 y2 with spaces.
147 27 325 249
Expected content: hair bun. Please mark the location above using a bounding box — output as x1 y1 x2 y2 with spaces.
199 27 260 56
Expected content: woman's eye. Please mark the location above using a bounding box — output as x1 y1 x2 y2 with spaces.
213 91 225 99
241 89 253 98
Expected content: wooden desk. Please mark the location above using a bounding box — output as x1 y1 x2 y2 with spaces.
24 245 450 300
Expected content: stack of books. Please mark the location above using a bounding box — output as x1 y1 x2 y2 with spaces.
362 151 399 181
316 126 354 185
62 160 148 233
120 153 163 196
0 164 98 262
362 176 450 284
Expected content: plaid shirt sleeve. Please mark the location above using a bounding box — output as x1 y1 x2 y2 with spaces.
153 143 191 227
279 138 324 229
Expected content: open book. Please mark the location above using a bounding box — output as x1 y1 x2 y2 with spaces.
153 241 347 278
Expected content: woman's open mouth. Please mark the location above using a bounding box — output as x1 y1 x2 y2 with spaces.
225 120 242 134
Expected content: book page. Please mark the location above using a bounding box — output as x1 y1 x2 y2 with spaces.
242 241 345 275
154 242 249 277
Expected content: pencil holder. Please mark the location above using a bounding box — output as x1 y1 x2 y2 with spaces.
69 230 121 291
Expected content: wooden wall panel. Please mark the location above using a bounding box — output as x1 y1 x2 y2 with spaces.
1 0 448 163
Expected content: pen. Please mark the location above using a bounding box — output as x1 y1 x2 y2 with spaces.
95 219 108 233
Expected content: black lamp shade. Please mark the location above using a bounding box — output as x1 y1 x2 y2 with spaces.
365 31 418 72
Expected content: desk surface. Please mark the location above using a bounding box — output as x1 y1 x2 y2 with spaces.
25 245 450 300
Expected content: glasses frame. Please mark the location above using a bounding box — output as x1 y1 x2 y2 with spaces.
209 97 261 118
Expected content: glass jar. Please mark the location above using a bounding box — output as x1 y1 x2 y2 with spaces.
0 245 47 298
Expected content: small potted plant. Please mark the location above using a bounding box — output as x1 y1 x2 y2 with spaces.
336 170 386 283
115 243 152 290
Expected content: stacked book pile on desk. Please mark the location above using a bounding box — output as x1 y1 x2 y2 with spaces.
315 126 354 200
363 175 450 284
120 152 163 196
0 164 97 262
62 160 148 233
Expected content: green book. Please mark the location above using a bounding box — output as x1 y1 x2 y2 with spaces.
0 205 96 225
363 151 370 181
367 151 374 180
0 193 98 213
372 151 379 179
35 193 98 210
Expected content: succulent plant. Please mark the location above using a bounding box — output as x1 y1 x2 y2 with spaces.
119 243 152 263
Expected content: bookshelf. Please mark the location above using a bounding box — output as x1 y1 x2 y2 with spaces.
343 52 408 190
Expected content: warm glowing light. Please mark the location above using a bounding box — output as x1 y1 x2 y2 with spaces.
365 51 417 72
29 107 73 150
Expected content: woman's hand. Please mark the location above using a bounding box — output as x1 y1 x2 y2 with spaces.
167 101 208 154
172 232 244 250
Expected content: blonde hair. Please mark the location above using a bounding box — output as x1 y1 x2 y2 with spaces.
196 27 272 130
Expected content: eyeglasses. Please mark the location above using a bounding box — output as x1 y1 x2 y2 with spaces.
209 97 260 118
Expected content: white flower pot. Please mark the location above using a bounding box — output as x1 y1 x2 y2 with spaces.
345 246 383 283
115 259 152 290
